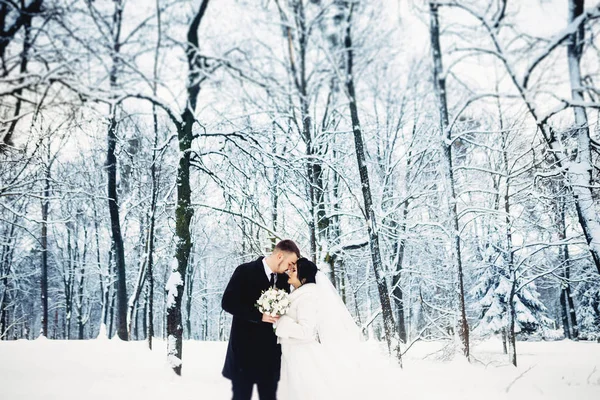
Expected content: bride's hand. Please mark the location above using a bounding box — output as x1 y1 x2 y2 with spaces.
262 313 280 324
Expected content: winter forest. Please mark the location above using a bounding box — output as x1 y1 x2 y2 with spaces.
1 0 600 396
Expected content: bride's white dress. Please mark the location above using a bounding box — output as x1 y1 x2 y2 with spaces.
275 282 358 400
275 283 335 400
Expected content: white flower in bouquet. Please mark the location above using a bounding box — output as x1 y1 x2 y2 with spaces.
255 287 291 317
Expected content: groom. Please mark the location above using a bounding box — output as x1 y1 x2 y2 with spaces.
222 239 300 400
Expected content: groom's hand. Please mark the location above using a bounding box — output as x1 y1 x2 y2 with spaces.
262 313 280 324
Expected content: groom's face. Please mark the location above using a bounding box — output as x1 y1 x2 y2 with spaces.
275 251 298 274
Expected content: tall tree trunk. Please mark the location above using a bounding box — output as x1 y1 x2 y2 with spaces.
0 218 16 339
108 250 117 339
566 0 600 275
326 149 341 288
166 0 210 375
93 202 108 337
390 139 414 344
502 130 517 367
559 198 579 339
391 201 409 344
428 2 470 358
145 166 158 345
128 219 147 339
77 228 88 339
146 0 163 350
64 225 75 340
269 125 280 248
565 264 578 340
106 0 128 341
560 288 571 339
507 278 518 366
342 3 402 366
41 142 50 337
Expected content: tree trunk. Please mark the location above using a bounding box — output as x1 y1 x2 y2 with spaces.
565 0 600 275
342 3 402 366
40 142 50 337
508 278 518 367
324 144 341 288
391 201 409 343
146 0 163 350
166 0 210 375
0 219 16 339
128 222 147 339
560 288 571 339
504 137 518 367
76 228 88 339
559 198 579 339
428 2 470 358
64 225 75 340
108 252 117 339
106 0 128 341
565 266 578 340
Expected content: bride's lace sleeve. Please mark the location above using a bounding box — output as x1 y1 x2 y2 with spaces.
275 294 318 340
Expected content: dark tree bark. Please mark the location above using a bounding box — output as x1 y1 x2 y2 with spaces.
428 2 470 358
560 288 571 339
40 142 50 337
105 0 128 341
146 150 158 346
145 0 163 350
389 135 417 344
0 0 39 151
0 0 42 61
0 218 16 339
391 200 409 344
342 2 402 366
128 214 148 339
62 224 77 339
326 147 341 289
166 0 211 375
558 197 579 339
76 227 88 340
107 246 116 339
502 135 517 367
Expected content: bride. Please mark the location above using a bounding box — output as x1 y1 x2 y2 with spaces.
275 257 363 400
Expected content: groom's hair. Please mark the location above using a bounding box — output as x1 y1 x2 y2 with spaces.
274 239 301 258
297 258 318 285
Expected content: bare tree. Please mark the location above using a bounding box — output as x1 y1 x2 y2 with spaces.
341 1 402 365
166 0 211 375
428 1 470 358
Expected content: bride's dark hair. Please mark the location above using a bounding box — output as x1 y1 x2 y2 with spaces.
296 257 318 285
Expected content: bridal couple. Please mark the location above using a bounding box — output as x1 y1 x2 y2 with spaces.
222 239 363 400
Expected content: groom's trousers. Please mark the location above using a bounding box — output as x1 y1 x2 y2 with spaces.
232 376 278 400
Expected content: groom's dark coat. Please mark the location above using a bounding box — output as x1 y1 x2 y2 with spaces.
222 256 290 382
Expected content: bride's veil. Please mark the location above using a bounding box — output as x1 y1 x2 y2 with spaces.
314 271 362 347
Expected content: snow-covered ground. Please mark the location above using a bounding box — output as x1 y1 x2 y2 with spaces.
1 336 599 400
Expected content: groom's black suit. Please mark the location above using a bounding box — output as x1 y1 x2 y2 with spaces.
222 257 290 400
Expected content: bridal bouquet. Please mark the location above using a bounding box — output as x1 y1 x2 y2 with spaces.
255 287 291 317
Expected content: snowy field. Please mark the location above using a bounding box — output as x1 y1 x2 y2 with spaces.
1 337 599 400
